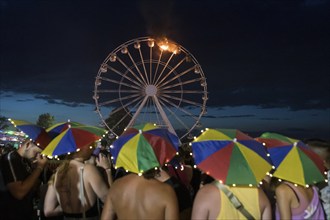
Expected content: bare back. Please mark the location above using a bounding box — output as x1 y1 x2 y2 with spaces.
55 160 109 213
101 173 179 220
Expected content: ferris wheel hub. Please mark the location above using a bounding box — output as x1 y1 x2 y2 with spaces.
145 84 157 96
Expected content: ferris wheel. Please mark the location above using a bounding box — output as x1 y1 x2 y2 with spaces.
93 37 208 140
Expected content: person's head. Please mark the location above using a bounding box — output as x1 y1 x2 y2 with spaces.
73 142 96 161
17 140 43 160
143 167 161 179
305 138 330 170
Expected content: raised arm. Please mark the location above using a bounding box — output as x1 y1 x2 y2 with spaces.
7 154 47 200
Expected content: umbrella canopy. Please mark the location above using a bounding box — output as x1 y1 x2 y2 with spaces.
42 124 107 157
110 123 179 174
191 128 272 186
46 120 84 138
8 119 51 149
256 132 325 186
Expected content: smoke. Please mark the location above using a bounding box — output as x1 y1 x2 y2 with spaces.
139 0 175 38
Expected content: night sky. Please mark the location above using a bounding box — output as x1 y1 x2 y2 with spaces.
1 0 329 140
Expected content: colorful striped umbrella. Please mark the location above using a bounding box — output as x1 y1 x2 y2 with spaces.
191 128 272 186
110 123 179 174
42 123 107 157
256 132 325 186
8 118 51 149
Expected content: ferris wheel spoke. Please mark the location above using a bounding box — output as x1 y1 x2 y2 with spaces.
162 94 203 107
99 77 141 90
153 53 175 86
137 47 149 85
161 90 204 94
159 96 200 121
158 65 195 88
149 47 153 84
155 56 186 87
116 56 147 85
97 89 139 93
98 94 141 107
126 50 150 85
158 99 190 130
108 65 141 86
152 50 163 84
111 96 143 116
160 78 203 90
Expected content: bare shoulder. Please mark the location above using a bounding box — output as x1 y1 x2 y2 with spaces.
197 184 218 196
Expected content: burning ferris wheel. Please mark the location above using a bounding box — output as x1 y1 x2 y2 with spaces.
93 37 208 140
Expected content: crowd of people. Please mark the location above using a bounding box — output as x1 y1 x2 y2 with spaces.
0 137 329 220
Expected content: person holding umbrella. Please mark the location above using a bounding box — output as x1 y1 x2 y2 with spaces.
190 128 273 219
257 132 326 220
101 123 180 220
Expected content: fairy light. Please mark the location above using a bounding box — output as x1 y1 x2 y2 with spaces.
140 170 144 173
67 152 71 155
325 179 328 183
164 163 168 167
110 156 114 160
219 180 223 184
267 153 270 157
259 181 263 185
180 165 184 171
110 145 114 149
194 136 197 139
272 166 276 169
294 184 298 187
189 143 192 146
76 148 80 152
176 152 179 155
262 142 266 146
190 152 193 156
154 167 158 170
205 128 209 131
324 171 328 175
125 170 128 172
306 184 309 188
89 146 93 149
269 174 273 177
115 166 117 169
201 130 204 133
138 173 142 176
266 172 270 176
278 179 282 182
249 184 253 187
193 165 197 168
232 184 236 187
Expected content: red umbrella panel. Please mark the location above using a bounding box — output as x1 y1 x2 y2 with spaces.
8 119 51 149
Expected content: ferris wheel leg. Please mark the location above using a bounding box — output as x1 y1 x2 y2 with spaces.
126 96 148 129
152 96 179 139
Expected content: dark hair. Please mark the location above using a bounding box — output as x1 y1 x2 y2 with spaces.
304 138 330 160
142 167 160 179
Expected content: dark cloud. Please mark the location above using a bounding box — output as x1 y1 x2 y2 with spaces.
1 0 329 111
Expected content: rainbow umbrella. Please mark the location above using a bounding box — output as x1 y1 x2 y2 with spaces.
8 118 51 149
110 123 179 174
191 128 272 186
42 124 107 157
256 132 325 186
